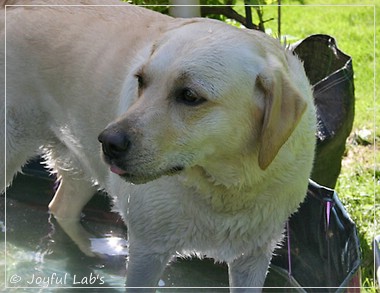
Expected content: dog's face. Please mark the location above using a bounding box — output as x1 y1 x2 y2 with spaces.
98 21 306 184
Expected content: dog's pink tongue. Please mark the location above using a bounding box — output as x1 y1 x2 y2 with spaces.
110 165 127 175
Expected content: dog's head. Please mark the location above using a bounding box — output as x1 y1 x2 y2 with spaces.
98 20 308 184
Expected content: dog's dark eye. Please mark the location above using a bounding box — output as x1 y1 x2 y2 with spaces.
176 88 206 106
135 74 145 89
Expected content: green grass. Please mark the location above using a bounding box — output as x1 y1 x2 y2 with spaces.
236 1 379 290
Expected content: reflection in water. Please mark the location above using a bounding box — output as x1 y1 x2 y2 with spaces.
3 198 129 291
90 237 128 256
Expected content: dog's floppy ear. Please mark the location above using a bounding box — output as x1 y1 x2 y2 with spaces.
257 65 307 170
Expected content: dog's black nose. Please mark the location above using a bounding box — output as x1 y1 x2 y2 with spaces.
98 127 130 159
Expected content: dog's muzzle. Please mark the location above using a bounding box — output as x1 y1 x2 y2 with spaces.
98 125 185 180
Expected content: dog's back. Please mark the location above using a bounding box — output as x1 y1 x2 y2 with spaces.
3 0 170 186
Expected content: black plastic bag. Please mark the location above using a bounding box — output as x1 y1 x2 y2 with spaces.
267 180 361 292
291 34 355 189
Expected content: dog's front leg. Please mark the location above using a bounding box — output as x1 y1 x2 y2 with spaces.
48 173 97 256
228 250 272 293
126 241 172 292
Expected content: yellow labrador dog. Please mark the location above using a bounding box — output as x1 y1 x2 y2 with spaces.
2 0 316 291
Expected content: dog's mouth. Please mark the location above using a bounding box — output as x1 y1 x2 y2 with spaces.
107 162 184 184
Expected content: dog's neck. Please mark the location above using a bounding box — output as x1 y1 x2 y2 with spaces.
179 161 269 214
